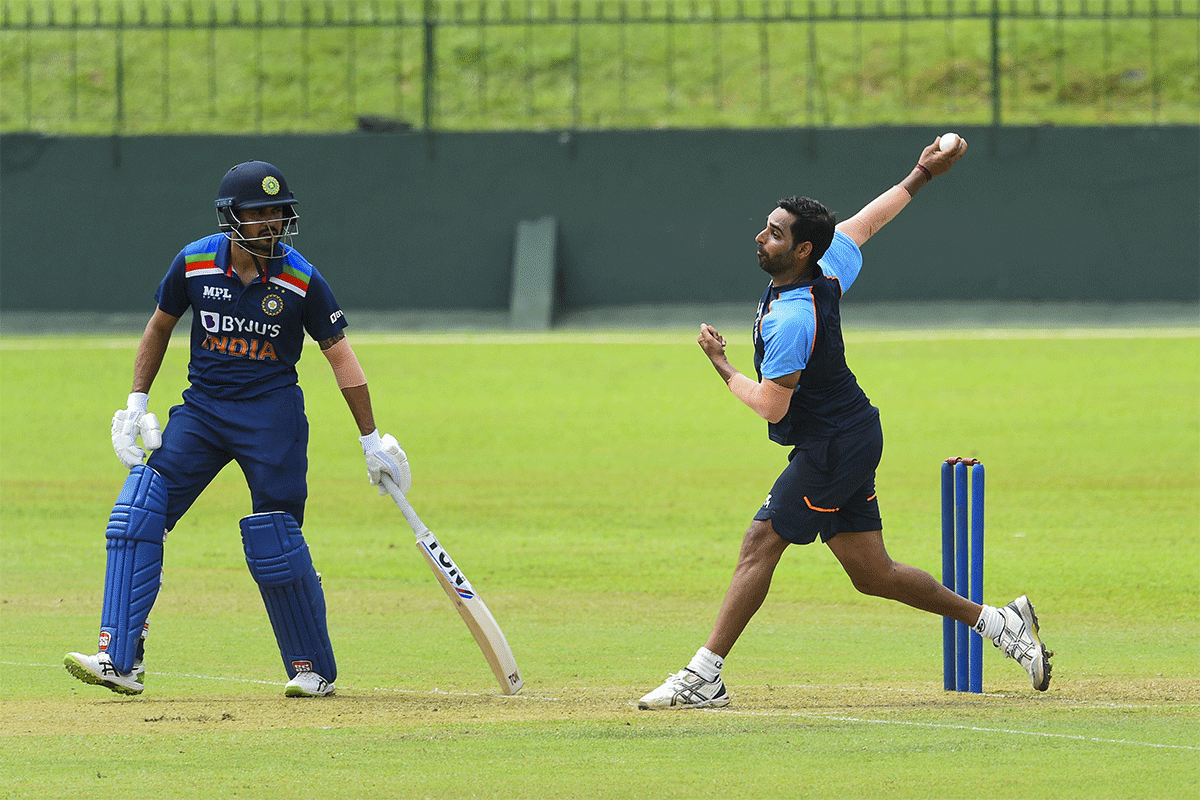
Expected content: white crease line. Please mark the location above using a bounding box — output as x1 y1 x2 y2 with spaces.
162 672 558 700
704 708 1199 751
12 662 554 701
19 661 1194 722
365 685 558 701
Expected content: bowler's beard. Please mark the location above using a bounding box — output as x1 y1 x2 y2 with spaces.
758 248 792 277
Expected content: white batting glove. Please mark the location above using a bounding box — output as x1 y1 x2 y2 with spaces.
111 392 162 470
361 429 411 495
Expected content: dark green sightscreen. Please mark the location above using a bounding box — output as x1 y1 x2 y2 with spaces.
2 126 1196 312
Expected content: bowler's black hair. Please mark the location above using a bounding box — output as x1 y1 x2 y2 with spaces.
777 196 836 264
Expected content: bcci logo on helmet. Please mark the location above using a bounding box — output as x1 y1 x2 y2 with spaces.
215 161 299 236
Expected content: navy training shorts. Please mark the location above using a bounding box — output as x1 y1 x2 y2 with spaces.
753 418 884 545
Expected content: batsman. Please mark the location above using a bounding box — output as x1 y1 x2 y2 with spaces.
65 160 410 698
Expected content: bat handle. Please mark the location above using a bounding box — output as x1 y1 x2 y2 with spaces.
379 475 431 539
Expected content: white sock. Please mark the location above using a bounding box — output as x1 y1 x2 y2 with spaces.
973 605 1004 639
687 647 724 682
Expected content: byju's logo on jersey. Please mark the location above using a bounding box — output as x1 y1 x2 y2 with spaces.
202 285 233 301
200 311 281 339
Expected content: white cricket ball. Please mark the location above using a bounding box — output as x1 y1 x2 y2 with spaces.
939 132 961 153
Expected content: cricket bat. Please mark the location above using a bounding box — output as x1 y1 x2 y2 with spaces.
380 476 523 695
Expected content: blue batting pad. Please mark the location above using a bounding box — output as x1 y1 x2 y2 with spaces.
240 512 336 681
100 465 167 674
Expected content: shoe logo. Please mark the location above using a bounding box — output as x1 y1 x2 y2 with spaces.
292 660 314 673
97 632 111 652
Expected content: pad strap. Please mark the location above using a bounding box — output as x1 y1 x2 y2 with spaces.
240 512 337 681
100 465 167 673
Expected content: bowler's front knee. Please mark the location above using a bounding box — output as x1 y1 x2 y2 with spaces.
738 519 790 564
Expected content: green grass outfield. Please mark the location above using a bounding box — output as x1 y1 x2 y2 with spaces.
1 322 1197 798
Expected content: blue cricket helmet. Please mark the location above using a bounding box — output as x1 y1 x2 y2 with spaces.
215 160 298 232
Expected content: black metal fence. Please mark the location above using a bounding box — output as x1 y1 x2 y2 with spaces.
2 1 1197 133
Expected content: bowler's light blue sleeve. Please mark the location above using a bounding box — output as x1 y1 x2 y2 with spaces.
818 230 864 295
759 288 815 379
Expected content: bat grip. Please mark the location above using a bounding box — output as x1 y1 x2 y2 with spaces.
380 475 431 539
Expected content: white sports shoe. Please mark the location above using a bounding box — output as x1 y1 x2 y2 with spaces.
993 595 1053 691
285 670 335 698
63 651 145 696
638 669 730 710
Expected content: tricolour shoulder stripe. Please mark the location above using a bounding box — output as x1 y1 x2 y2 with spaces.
273 248 313 296
182 234 225 278
269 273 307 296
184 250 220 278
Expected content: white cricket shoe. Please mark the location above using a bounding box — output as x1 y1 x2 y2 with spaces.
993 595 1053 691
63 651 145 696
285 670 335 698
638 668 730 710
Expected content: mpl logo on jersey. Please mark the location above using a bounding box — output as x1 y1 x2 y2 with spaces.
202 285 233 301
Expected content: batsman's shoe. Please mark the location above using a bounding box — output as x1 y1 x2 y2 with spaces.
993 595 1053 691
285 670 335 698
638 668 730 710
63 651 145 696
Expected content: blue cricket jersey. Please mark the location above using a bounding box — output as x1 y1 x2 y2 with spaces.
752 230 878 444
155 233 348 400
